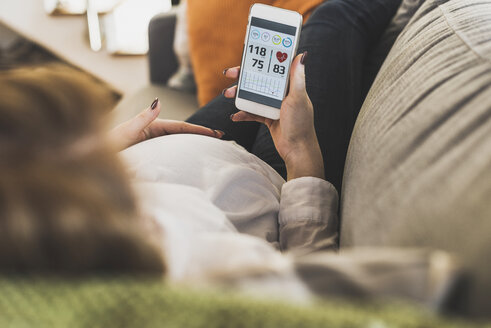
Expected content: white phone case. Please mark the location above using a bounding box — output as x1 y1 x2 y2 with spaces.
235 4 302 120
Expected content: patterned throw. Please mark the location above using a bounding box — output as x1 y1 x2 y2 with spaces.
0 277 486 328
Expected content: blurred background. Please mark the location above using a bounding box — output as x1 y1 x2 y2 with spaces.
0 0 176 111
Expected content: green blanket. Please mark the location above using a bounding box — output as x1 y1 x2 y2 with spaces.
0 277 488 328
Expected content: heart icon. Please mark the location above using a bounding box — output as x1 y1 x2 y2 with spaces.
276 52 288 63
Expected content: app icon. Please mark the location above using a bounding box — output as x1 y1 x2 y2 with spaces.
261 32 270 42
282 37 292 48
272 35 282 45
251 30 260 39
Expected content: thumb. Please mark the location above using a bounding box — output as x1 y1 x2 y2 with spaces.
288 52 307 95
128 98 161 134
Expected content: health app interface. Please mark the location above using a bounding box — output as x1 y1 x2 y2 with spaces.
238 17 297 109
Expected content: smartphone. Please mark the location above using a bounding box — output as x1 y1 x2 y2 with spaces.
235 4 302 120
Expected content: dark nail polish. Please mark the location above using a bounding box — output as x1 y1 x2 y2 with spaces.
222 88 227 96
151 98 159 110
230 114 235 120
300 51 308 65
223 68 229 75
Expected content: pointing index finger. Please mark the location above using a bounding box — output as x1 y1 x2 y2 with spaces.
161 121 223 138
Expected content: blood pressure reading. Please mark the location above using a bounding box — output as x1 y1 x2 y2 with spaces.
249 45 286 73
238 17 297 109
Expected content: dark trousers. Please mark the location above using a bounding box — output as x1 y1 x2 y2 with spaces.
187 0 401 192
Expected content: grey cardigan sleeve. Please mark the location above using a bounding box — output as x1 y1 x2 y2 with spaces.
278 177 339 255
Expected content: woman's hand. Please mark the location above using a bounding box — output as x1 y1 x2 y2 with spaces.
224 53 324 181
109 98 224 151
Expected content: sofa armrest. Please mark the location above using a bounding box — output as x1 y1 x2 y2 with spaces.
148 9 178 84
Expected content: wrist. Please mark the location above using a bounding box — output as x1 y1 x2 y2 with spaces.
284 141 324 181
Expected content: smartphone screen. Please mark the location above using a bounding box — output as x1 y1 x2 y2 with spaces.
238 17 297 109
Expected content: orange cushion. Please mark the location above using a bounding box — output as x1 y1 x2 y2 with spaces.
187 0 324 106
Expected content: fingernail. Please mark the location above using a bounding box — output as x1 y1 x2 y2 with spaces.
213 129 225 137
223 68 229 75
151 98 159 110
300 51 308 65
222 88 227 96
230 114 235 120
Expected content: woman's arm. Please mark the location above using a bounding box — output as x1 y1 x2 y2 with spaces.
278 177 339 254
108 98 224 151
223 53 339 254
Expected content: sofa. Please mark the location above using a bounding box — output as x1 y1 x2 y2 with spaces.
341 0 491 318
4 0 489 326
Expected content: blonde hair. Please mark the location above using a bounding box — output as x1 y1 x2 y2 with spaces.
0 65 165 274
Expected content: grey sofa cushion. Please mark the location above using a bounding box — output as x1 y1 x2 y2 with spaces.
363 0 425 95
340 0 491 318
383 0 425 39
